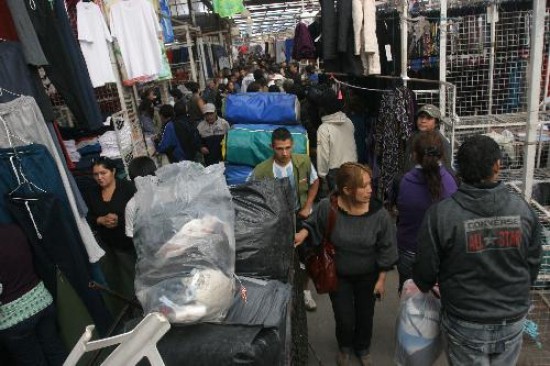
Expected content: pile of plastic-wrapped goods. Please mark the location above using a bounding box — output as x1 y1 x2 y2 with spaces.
223 93 308 185
129 160 304 365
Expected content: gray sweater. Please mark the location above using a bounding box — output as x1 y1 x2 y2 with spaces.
304 197 398 276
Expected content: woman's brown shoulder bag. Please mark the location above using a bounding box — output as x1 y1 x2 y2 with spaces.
306 195 338 294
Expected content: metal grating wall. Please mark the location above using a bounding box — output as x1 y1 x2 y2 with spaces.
446 9 539 117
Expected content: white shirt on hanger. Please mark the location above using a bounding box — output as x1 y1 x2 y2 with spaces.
109 0 163 81
77 2 117 88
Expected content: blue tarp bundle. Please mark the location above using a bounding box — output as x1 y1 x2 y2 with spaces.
224 93 299 125
225 124 308 167
224 164 254 186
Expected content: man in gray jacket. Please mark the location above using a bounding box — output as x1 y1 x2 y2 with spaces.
413 135 542 365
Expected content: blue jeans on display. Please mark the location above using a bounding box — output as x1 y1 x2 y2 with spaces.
441 312 524 366
0 304 67 366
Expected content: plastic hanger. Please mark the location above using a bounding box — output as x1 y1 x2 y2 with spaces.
0 108 45 196
0 86 23 99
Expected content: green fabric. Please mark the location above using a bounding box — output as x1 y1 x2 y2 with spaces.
0 282 53 330
56 270 94 364
226 127 308 167
213 0 245 18
99 247 137 318
253 154 312 208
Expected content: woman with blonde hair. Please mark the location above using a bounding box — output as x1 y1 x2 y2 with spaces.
295 162 397 366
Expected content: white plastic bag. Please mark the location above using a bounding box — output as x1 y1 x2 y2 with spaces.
395 279 442 366
133 162 235 323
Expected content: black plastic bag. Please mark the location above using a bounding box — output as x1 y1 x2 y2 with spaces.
230 179 295 282
226 277 291 328
125 279 293 365
154 324 281 366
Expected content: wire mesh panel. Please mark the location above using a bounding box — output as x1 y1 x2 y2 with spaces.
446 9 536 117
448 112 550 175
505 183 550 365
520 290 550 365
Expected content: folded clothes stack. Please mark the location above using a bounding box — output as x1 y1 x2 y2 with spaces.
99 131 121 159
63 139 81 163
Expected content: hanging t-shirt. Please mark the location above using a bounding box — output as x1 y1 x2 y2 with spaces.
77 2 116 88
109 0 163 81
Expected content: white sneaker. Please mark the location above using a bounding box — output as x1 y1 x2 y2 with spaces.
304 290 317 311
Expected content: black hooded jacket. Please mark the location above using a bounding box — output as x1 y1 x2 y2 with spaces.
413 183 542 323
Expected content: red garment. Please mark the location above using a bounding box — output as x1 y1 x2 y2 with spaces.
166 49 174 63
52 121 76 170
65 0 80 38
238 45 249 54
0 1 19 41
292 22 316 60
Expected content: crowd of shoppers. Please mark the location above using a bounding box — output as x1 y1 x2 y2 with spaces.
112 68 545 366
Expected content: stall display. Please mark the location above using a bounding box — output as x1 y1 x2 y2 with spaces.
224 93 300 125
225 124 308 167
133 162 236 323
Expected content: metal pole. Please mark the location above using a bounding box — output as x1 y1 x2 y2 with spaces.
399 0 408 85
186 25 198 82
197 33 208 89
522 0 546 200
207 39 215 76
439 0 447 117
487 4 497 115
187 0 196 26
544 12 550 108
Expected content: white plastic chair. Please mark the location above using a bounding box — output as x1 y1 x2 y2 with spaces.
63 312 170 366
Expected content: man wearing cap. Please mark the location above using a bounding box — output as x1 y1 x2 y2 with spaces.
405 104 453 172
197 103 230 166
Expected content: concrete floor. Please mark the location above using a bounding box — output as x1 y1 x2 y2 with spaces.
306 270 447 366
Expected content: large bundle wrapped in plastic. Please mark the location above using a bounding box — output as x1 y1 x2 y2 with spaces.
224 93 299 125
122 277 291 366
226 124 308 167
395 280 442 366
231 179 295 281
133 162 235 323
224 163 254 186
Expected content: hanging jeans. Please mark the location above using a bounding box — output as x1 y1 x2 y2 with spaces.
0 96 104 262
337 0 352 53
320 0 338 60
0 42 54 121
7 193 112 336
25 0 103 130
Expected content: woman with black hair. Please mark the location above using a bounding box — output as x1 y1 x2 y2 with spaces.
138 87 158 135
125 156 157 239
317 89 358 192
84 158 136 311
404 104 453 172
396 131 457 291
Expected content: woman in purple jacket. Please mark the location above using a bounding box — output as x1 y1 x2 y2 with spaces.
396 131 458 291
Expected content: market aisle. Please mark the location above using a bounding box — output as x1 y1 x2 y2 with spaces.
306 270 447 366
